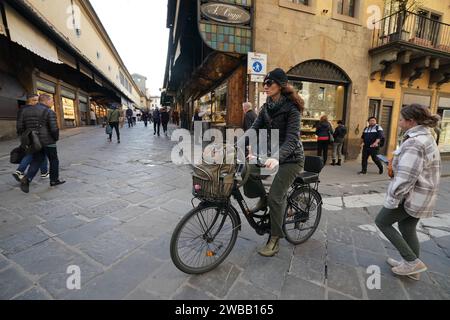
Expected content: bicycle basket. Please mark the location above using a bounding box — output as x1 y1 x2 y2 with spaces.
192 164 236 201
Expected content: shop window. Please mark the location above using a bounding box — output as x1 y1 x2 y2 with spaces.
291 80 346 143
213 84 227 124
437 97 450 153
62 97 76 127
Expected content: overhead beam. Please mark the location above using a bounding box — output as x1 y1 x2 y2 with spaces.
429 64 450 88
401 56 431 87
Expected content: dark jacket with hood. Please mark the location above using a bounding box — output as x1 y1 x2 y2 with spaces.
243 109 257 132
17 103 59 146
315 121 333 139
250 96 304 165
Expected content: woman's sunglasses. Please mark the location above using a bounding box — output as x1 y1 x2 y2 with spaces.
263 79 275 87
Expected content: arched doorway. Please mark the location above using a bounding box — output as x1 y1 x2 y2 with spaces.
287 60 351 150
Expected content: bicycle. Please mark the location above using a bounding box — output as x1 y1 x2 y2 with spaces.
170 153 324 275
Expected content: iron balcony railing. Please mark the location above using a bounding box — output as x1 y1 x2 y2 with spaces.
372 10 450 53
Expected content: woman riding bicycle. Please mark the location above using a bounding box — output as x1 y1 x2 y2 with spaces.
243 68 305 257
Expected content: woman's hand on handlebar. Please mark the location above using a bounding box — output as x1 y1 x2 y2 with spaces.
264 158 279 170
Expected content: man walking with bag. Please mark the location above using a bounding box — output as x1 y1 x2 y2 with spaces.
13 94 49 182
17 94 65 193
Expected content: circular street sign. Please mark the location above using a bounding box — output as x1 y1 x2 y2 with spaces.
252 62 263 73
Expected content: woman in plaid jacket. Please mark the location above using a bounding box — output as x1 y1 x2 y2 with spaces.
376 104 441 281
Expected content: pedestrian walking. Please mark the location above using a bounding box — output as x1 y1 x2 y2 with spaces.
359 116 384 175
243 102 257 132
161 107 170 136
331 121 347 166
242 68 305 257
90 108 97 126
126 107 133 128
315 115 333 165
17 94 65 193
12 94 49 182
107 105 120 143
153 107 161 136
375 104 441 281
142 109 150 128
193 108 204 145
132 108 138 126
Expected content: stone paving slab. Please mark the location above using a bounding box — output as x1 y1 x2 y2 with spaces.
0 124 449 300
0 267 34 299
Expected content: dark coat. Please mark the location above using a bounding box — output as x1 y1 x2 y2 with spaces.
17 104 59 146
153 109 161 123
333 124 347 143
315 122 333 138
126 109 133 118
243 110 257 132
161 111 170 124
251 98 304 165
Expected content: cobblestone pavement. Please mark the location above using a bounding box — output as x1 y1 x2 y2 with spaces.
0 124 449 300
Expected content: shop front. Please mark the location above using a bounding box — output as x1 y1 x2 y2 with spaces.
287 60 350 151
36 79 56 112
91 101 107 125
79 94 89 126
437 95 450 154
163 0 252 134
61 87 77 128
194 81 228 131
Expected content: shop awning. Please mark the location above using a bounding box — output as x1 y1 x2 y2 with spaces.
185 51 243 100
5 3 61 64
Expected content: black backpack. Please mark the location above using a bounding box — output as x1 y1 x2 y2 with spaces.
20 108 47 154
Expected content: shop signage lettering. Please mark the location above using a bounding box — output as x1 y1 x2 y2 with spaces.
201 3 251 25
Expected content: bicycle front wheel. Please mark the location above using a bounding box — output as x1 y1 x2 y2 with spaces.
283 186 322 245
170 203 239 274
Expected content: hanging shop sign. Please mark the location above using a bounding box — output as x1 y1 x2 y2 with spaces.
201 3 251 25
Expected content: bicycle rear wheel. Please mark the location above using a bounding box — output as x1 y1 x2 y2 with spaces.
170 203 239 274
283 186 322 245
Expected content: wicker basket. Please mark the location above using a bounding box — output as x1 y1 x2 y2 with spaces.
192 171 234 201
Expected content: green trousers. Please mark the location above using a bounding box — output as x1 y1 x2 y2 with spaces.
375 205 420 262
244 162 303 238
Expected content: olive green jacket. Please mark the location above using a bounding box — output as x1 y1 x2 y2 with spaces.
107 109 120 123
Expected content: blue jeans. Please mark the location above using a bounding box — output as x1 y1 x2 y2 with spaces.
17 154 48 174
26 147 59 182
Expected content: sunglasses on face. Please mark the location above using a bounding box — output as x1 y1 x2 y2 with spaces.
263 79 275 87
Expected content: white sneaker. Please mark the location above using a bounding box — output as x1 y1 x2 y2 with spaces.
387 257 402 267
387 258 420 280
392 259 427 276
13 171 24 182
41 172 50 179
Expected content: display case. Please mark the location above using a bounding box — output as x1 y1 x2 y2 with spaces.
195 84 227 125
289 80 345 146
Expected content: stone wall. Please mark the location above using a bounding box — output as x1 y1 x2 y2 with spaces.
253 0 375 159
